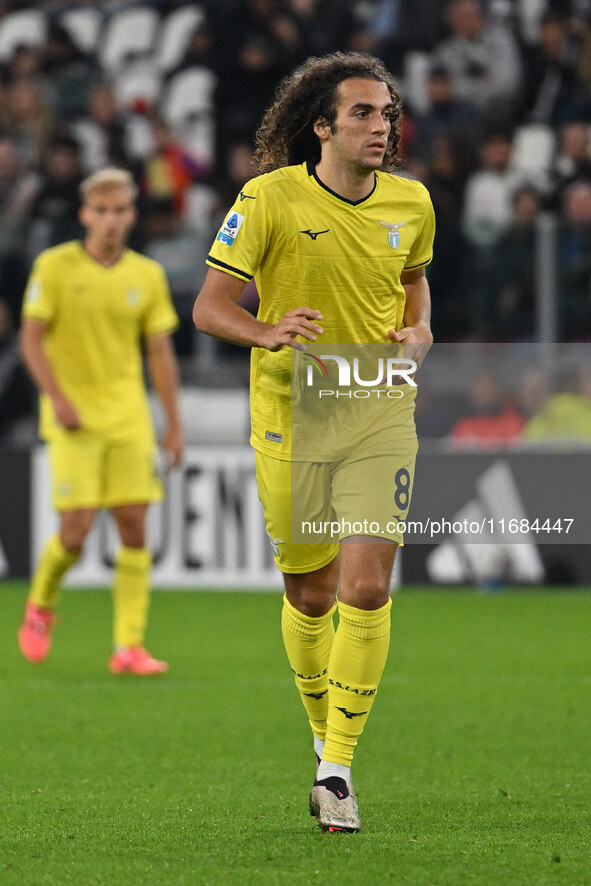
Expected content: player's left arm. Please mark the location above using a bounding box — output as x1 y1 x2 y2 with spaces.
145 333 184 468
389 268 433 343
388 267 433 369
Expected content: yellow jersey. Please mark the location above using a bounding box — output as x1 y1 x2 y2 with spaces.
207 161 435 458
22 241 178 440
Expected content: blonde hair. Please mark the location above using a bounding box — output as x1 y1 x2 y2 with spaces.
79 167 137 203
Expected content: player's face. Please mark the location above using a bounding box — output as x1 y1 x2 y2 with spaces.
317 78 393 174
80 186 137 248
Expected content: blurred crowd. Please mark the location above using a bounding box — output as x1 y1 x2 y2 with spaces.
415 357 591 447
1 0 591 442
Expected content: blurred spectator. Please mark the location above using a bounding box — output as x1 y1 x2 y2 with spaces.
211 0 305 146
522 366 591 443
41 21 98 117
7 78 53 171
414 383 472 438
212 139 257 221
73 83 132 173
28 135 84 261
518 366 550 421
0 136 40 322
557 180 591 339
449 369 526 448
289 0 360 58
482 185 543 340
521 11 580 126
551 119 591 202
462 130 527 247
0 300 35 441
8 45 53 107
423 134 477 339
354 0 446 73
0 69 11 131
432 0 523 121
141 115 211 218
411 65 483 162
142 196 208 357
172 17 216 72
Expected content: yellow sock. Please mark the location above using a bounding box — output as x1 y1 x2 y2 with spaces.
112 546 152 648
281 595 336 741
323 598 392 766
29 533 80 608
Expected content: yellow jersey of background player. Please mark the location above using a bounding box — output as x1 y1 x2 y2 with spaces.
23 240 177 442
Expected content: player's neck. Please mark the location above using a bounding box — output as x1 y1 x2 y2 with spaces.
314 159 376 203
82 237 126 267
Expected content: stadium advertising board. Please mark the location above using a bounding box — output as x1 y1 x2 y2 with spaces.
24 444 591 588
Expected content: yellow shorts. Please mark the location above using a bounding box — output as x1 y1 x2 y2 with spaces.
48 427 163 512
255 436 418 573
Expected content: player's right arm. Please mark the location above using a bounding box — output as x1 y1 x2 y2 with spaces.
193 268 323 352
20 319 81 429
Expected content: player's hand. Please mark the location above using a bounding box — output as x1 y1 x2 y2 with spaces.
161 426 183 469
52 394 82 430
387 324 433 371
259 308 323 352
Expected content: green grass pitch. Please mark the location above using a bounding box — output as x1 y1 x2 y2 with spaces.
1 582 589 885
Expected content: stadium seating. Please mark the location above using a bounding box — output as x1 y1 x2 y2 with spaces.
510 123 556 180
0 9 47 62
155 4 205 72
99 6 160 73
160 65 216 128
59 6 103 55
113 60 163 112
402 51 431 115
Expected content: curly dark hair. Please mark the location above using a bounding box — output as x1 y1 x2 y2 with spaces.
254 52 403 174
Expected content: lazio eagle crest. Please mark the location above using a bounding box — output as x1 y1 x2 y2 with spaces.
379 221 406 250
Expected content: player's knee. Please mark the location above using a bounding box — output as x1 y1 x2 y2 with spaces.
339 575 391 610
112 506 147 547
117 519 145 548
59 513 94 551
284 579 336 617
283 555 339 616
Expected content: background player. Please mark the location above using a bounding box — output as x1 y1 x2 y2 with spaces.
18 167 183 675
193 53 434 831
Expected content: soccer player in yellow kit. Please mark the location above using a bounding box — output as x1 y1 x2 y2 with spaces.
193 53 435 831
18 168 183 675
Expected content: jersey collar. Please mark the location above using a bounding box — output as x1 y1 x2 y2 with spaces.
306 160 377 206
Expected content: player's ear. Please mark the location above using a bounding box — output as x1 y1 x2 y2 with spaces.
313 117 330 141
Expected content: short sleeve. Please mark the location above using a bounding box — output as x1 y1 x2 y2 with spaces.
404 188 436 271
21 256 57 324
206 177 271 282
143 264 179 337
